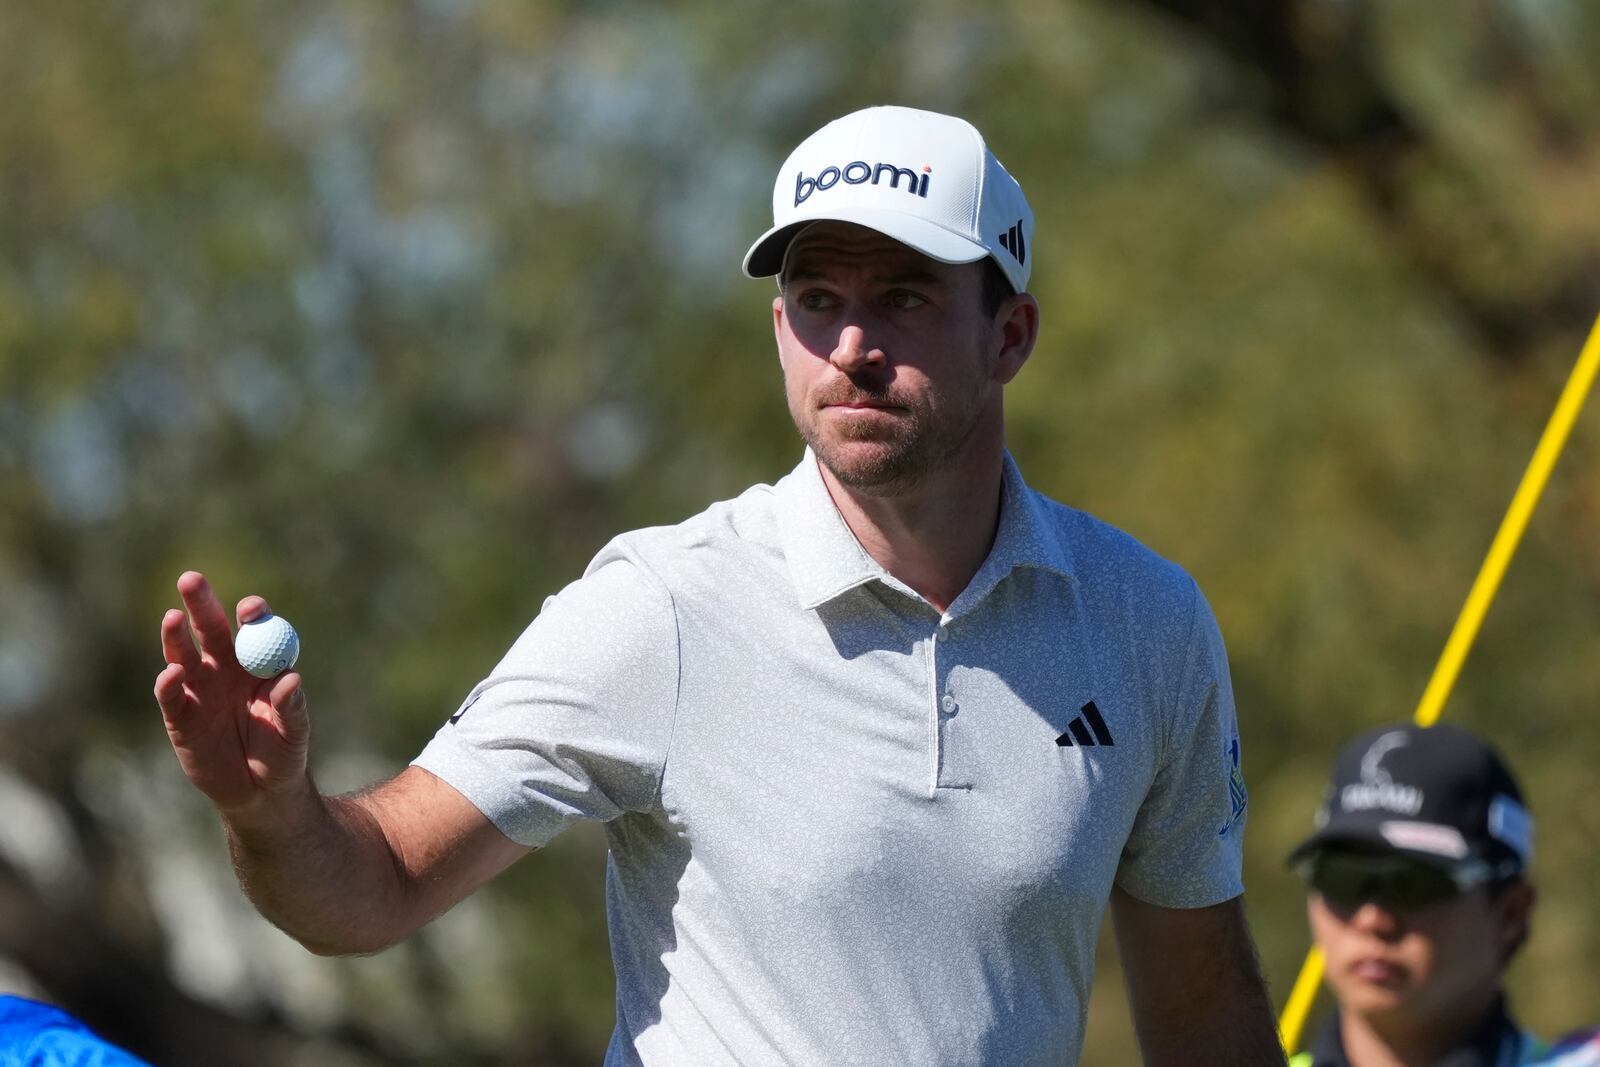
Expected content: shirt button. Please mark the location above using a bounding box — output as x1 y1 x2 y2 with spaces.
935 628 949 642
941 695 957 714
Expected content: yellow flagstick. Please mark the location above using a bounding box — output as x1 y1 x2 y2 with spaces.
1279 946 1326 1057
1278 313 1600 1054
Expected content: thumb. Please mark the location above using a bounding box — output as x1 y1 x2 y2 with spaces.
269 672 311 750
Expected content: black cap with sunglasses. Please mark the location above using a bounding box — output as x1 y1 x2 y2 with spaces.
1288 723 1533 910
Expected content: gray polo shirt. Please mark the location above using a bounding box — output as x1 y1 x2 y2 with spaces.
414 450 1247 1066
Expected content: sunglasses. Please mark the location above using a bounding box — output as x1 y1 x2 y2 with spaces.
1299 852 1494 912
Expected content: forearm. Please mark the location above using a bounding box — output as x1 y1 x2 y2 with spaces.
1113 889 1286 1066
1129 929 1283 1065
222 777 420 956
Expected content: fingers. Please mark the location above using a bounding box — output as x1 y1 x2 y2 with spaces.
160 609 201 670
236 595 272 626
269 672 310 747
177 571 237 664
153 662 190 720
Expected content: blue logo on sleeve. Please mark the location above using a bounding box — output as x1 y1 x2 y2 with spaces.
1220 736 1248 837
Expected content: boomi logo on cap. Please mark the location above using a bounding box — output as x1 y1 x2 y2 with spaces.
794 161 931 207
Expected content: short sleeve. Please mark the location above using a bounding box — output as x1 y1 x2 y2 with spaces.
1114 581 1247 908
411 553 680 848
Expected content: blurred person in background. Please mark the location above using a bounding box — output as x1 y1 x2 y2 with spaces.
1288 722 1600 1067
154 106 1283 1065
0 996 153 1067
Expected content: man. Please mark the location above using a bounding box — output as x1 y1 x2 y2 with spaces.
1287 722 1600 1067
154 106 1283 1065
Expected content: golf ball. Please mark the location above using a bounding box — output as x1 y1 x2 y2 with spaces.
235 614 300 679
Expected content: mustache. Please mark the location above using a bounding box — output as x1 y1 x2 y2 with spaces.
813 380 906 408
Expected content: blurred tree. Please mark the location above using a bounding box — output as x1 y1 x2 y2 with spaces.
1134 0 1600 360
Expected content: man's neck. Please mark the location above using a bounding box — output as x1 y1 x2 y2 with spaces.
816 440 1006 615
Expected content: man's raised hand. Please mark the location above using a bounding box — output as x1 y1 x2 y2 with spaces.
154 571 311 817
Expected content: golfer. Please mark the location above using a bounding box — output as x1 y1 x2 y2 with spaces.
155 105 1283 1065
1288 722 1600 1066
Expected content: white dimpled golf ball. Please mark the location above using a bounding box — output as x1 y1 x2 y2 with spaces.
235 614 300 679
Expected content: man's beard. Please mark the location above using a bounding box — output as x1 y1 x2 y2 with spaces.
792 379 987 497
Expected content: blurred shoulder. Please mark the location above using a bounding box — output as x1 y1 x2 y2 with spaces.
1531 1027 1600 1066
0 995 153 1065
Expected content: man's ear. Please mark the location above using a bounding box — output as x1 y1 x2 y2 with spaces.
773 294 786 361
990 292 1040 384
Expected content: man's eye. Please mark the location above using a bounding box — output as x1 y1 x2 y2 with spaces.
796 290 837 311
887 290 927 309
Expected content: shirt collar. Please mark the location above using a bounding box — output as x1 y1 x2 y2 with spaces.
1307 999 1525 1067
773 448 1073 613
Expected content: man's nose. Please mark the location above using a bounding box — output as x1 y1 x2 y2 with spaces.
1348 900 1403 937
830 323 886 372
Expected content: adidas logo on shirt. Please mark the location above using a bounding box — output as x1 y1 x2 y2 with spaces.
1056 701 1114 747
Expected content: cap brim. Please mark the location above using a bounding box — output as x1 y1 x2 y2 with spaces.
1287 828 1393 868
1287 820 1488 872
742 207 990 279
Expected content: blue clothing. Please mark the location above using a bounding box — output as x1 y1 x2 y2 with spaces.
1291 1001 1600 1067
0 997 153 1067
1544 1030 1600 1067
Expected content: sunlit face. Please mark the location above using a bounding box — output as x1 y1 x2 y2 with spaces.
772 222 1011 496
1308 882 1525 1026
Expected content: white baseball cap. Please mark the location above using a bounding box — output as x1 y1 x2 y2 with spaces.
742 105 1035 293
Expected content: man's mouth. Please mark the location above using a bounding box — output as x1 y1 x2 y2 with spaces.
1349 956 1404 984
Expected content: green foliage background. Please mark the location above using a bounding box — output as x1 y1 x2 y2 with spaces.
1 1 1596 1063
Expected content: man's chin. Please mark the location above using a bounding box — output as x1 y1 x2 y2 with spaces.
811 440 927 496
1333 979 1415 1020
